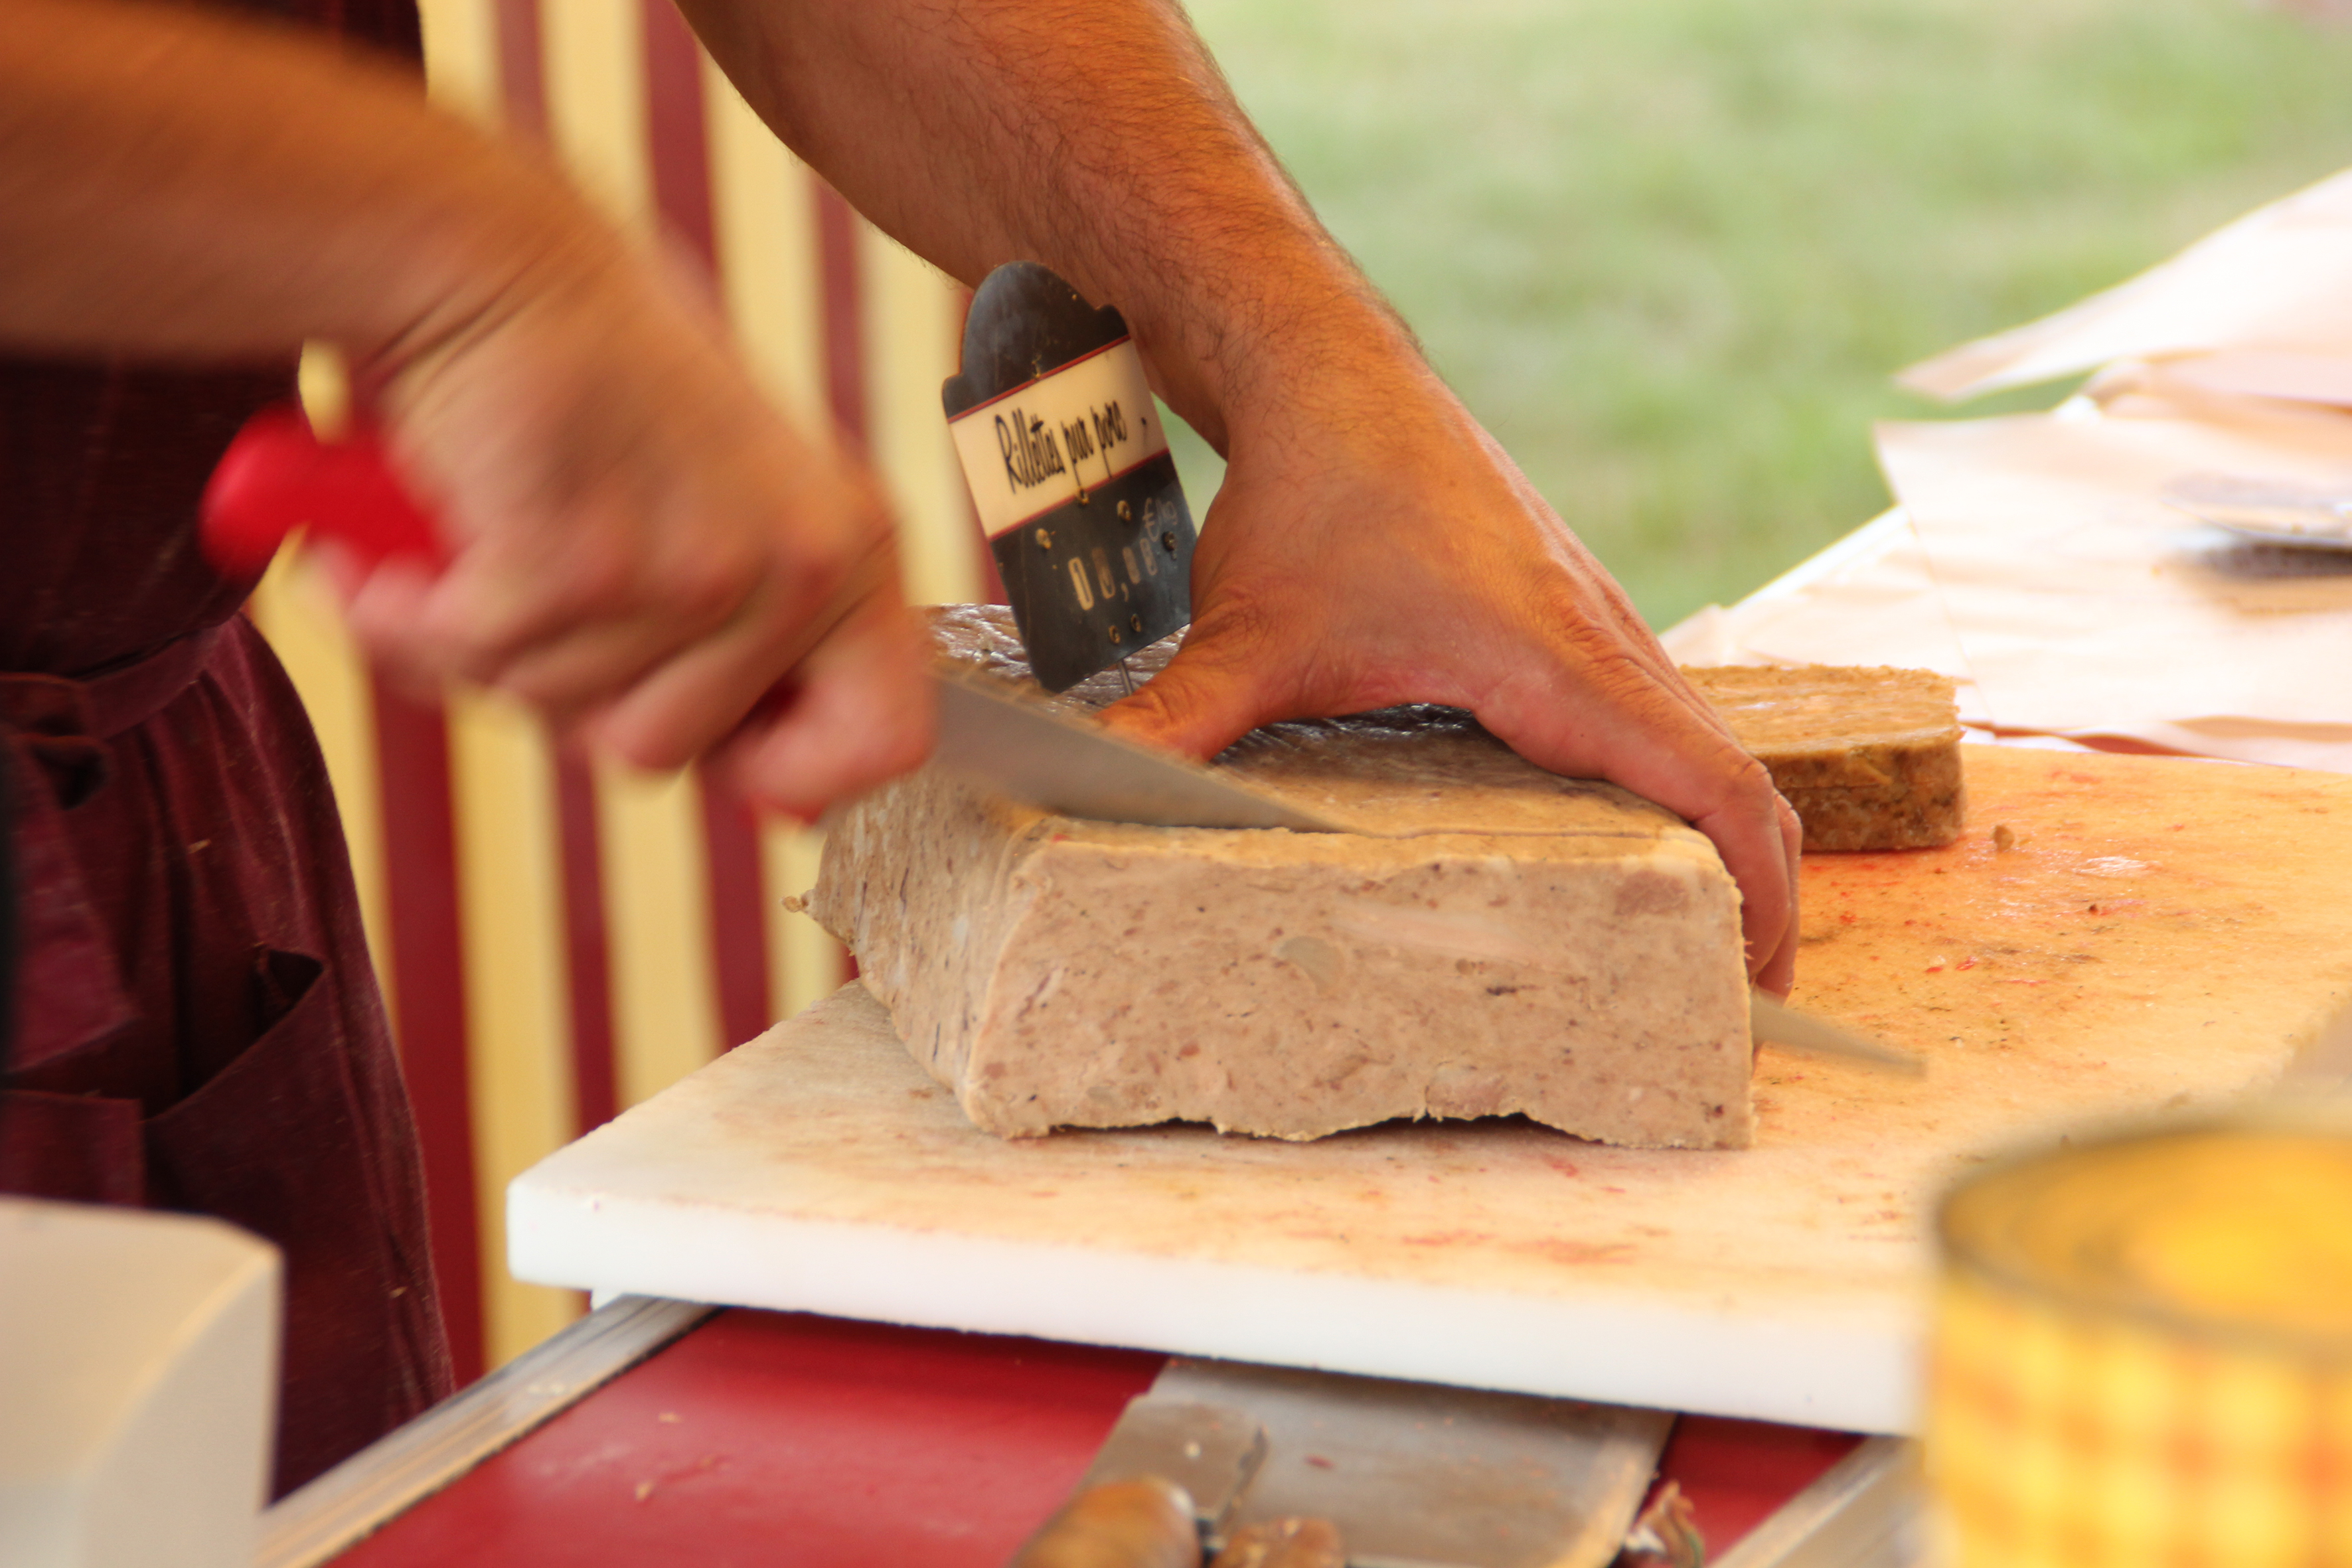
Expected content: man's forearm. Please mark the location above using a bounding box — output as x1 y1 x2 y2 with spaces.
0 0 596 366
678 0 1411 453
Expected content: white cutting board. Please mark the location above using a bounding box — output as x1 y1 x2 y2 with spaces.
510 747 2352 1433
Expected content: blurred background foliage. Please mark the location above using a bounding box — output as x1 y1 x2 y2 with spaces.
1161 0 2352 629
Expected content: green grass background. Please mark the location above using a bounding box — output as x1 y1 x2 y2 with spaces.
1163 0 2352 629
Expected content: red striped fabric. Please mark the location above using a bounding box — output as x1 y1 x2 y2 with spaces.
554 757 618 1133
368 674 485 1385
811 169 870 987
641 1 716 275
815 184 868 459
698 787 773 1048
953 286 1011 605
641 0 774 1048
488 0 631 1123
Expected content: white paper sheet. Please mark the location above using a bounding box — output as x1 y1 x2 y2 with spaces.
1664 463 2352 773
1872 392 2352 753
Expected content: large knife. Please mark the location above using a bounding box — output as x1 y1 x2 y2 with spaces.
197 402 1348 837
932 666 1346 832
1024 1356 1674 1568
1750 991 1923 1077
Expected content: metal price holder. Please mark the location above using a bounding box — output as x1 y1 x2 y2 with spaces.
943 263 1198 694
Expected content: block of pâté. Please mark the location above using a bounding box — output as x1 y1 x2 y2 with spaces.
801 608 1754 1148
1682 665 1964 852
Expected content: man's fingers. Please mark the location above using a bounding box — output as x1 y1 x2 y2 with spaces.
1690 787 1802 992
339 556 443 669
719 596 934 820
584 614 800 772
1095 631 1277 761
478 612 719 730
584 529 892 773
1476 666 1799 986
1755 795 1805 995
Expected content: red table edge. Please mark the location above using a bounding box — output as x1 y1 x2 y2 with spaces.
256 1296 1927 1568
257 1296 714 1568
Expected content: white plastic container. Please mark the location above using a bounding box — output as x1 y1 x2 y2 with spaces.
0 1198 279 1568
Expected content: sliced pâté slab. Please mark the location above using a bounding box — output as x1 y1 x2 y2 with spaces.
1682 665 1964 852
803 607 1753 1148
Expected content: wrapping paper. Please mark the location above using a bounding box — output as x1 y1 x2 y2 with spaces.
1665 394 2352 774
1878 384 2352 747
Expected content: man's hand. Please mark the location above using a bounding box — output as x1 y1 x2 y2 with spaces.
0 0 933 821
337 244 931 819
1097 341 1802 992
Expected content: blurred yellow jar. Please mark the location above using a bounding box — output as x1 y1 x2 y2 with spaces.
1930 1125 2352 1567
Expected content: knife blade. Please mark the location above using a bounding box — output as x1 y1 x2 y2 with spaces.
1751 990 1924 1077
1063 1358 1675 1568
932 667 1348 832
1076 1395 1268 1550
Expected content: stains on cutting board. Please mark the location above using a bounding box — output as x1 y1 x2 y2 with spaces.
1779 747 2352 1128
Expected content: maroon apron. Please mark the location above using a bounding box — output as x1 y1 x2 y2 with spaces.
0 0 453 1498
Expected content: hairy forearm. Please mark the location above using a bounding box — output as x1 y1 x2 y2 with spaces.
678 0 1416 451
0 0 606 366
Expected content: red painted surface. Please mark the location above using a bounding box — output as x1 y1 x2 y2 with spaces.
328 1307 1857 1565
333 1311 1163 1568
368 677 484 1385
1654 1413 1864 1553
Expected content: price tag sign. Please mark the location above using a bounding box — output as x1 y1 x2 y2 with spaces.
943 262 1197 692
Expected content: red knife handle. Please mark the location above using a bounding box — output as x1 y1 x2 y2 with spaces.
204 403 809 743
200 402 447 576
